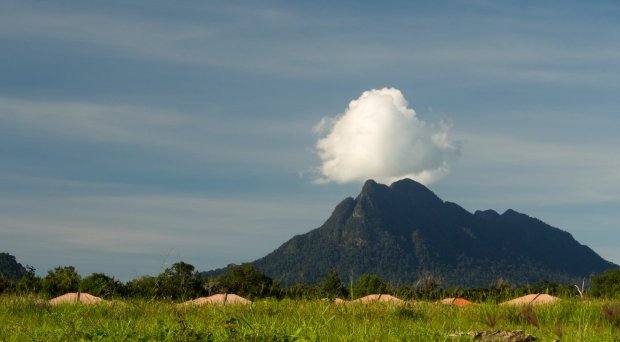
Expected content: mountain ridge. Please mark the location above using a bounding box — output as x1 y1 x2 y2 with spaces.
208 178 617 287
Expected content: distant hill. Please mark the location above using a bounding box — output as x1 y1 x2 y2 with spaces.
207 179 617 288
0 252 27 280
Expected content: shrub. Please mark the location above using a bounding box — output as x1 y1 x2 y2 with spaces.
591 268 620 298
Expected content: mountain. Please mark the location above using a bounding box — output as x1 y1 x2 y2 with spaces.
243 179 617 288
0 252 27 280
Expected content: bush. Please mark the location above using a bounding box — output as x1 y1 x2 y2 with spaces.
0 274 12 294
591 268 620 298
156 261 203 300
218 264 279 299
125 276 159 299
353 274 390 298
14 266 42 295
319 270 348 299
80 273 124 298
42 266 81 298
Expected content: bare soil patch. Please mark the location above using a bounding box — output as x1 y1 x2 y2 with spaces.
180 294 252 306
501 294 560 306
441 297 474 306
48 292 107 305
351 294 405 304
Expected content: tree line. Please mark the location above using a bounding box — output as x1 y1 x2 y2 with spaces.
1 261 619 301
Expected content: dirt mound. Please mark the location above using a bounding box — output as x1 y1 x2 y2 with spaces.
501 294 560 306
181 294 252 306
48 292 107 305
352 294 405 304
441 297 474 306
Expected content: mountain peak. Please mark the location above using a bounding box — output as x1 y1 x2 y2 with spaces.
474 209 500 220
359 178 441 201
354 178 444 219
389 178 442 202
360 179 382 193
389 177 421 188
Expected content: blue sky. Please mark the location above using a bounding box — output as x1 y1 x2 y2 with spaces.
1 0 619 281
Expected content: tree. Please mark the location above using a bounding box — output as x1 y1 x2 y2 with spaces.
156 261 203 300
0 274 11 294
133 261 205 300
487 277 516 301
319 270 347 299
283 283 318 300
218 264 278 299
591 268 620 298
80 273 124 298
15 266 42 295
353 274 390 298
202 277 224 296
415 272 444 299
125 276 159 299
42 266 81 298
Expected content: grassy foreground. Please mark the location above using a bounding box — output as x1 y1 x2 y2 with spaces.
1 296 619 341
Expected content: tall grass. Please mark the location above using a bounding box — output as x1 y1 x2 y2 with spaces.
1 295 619 341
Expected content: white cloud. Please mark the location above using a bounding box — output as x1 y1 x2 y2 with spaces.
314 88 461 185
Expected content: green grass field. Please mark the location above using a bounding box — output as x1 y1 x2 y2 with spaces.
1 296 619 341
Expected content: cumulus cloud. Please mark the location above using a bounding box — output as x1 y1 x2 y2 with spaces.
314 88 461 185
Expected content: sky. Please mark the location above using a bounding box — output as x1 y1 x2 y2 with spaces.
1 0 619 281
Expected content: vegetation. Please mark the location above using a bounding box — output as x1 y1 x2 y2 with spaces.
42 266 81 298
318 270 347 299
353 274 391 298
80 273 124 298
1 295 620 341
123 262 206 300
591 268 620 299
1 257 619 301
215 264 280 299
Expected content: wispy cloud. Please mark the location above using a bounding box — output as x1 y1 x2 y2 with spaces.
0 97 188 145
0 1 329 76
0 97 312 171
3 0 620 82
